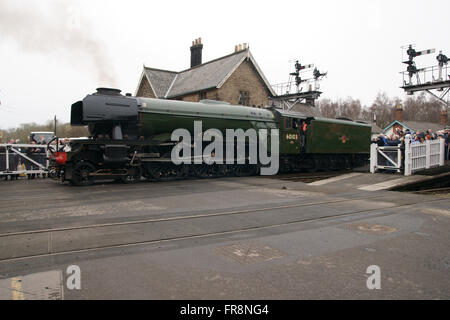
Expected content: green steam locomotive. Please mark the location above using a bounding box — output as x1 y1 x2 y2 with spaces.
50 88 371 186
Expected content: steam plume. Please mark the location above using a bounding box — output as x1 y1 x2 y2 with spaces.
0 0 117 86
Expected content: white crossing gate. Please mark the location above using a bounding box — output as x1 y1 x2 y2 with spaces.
403 136 445 176
0 143 52 178
370 135 445 176
370 144 403 173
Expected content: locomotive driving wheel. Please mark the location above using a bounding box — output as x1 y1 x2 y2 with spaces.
121 167 142 184
71 161 96 186
144 162 172 181
193 164 224 179
233 164 257 177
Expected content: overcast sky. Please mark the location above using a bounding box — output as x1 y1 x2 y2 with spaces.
0 0 449 129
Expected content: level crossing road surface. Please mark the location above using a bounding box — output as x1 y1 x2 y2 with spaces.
0 172 449 299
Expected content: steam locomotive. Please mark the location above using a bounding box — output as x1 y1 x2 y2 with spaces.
50 88 371 186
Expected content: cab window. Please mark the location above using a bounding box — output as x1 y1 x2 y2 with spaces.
284 118 292 129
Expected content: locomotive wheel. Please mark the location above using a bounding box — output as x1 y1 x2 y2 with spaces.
193 165 206 179
145 164 162 181
71 161 96 186
145 163 172 181
194 164 227 179
174 164 190 179
214 164 227 177
316 158 328 171
233 164 257 177
121 167 142 184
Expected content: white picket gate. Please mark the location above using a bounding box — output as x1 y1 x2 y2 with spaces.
370 136 445 176
403 136 445 176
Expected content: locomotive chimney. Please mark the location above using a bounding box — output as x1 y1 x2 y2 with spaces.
96 88 122 96
190 37 203 68
394 104 403 122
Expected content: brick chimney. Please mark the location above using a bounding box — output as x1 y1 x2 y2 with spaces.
234 43 248 52
190 38 203 68
394 104 403 122
440 108 448 125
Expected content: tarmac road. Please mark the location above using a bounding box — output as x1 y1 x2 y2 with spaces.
0 173 449 299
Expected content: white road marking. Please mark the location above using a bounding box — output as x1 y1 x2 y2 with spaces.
358 177 423 191
308 173 363 186
420 208 450 217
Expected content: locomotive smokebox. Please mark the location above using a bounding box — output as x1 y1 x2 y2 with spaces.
70 88 139 140
71 88 138 125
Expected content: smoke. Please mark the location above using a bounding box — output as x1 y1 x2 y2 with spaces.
0 0 117 86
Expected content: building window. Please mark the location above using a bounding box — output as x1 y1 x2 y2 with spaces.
238 91 249 106
199 92 207 100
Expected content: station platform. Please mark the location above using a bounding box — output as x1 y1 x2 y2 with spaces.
308 167 450 192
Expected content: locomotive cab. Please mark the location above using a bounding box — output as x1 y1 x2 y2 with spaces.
272 109 310 154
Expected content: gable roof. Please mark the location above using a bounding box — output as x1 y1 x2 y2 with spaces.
142 68 177 98
136 49 276 99
383 120 445 133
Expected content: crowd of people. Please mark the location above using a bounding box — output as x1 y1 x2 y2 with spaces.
374 127 450 160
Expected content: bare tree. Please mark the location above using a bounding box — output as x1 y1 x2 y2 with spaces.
318 97 363 120
403 92 443 123
1 121 89 143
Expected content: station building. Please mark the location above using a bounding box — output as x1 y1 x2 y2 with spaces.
135 38 275 109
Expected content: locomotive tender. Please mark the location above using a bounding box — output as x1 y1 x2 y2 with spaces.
51 88 371 186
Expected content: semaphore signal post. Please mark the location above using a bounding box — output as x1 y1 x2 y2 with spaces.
400 44 450 109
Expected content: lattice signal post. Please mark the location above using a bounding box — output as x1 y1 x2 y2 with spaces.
400 44 450 108
270 60 327 110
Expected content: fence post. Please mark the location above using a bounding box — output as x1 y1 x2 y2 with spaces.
439 138 445 166
425 140 431 169
370 143 377 173
5 145 9 171
404 135 411 176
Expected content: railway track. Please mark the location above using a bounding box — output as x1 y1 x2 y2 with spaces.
272 170 353 183
413 187 450 195
0 195 446 263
